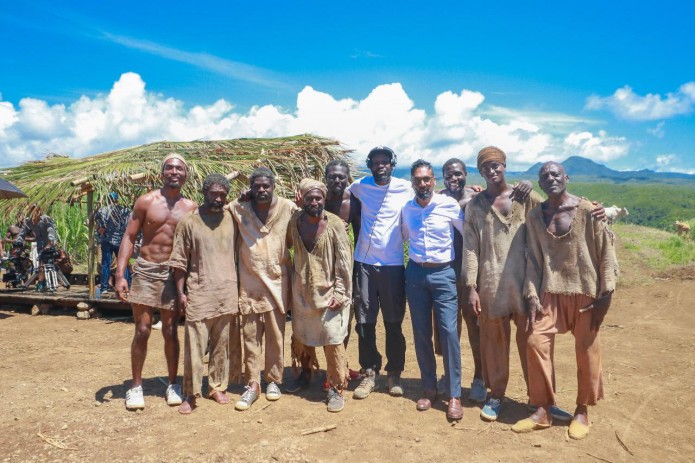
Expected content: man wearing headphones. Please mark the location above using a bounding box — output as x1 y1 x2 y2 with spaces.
349 146 413 399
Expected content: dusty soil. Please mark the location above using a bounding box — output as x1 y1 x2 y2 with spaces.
1 251 694 462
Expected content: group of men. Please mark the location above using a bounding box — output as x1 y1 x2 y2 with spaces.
116 146 617 440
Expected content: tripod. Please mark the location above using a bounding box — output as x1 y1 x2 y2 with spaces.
24 248 71 292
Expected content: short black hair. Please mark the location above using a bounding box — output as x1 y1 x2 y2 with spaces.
202 173 231 193
324 159 350 178
249 167 275 187
410 159 434 177
442 158 467 174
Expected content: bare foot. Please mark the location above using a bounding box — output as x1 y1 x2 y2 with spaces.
178 396 196 414
574 405 589 425
529 406 552 426
210 390 230 405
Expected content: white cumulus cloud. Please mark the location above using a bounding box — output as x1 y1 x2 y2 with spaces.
0 72 631 170
586 82 695 121
562 131 629 162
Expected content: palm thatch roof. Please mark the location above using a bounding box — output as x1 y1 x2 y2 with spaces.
0 135 354 215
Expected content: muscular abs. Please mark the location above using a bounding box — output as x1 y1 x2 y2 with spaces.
137 192 196 263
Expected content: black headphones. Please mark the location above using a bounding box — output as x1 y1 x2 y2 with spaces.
366 146 397 169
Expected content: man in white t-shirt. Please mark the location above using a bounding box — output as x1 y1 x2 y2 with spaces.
349 146 414 399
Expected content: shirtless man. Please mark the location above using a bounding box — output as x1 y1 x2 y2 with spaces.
512 162 617 439
115 153 197 410
2 222 23 259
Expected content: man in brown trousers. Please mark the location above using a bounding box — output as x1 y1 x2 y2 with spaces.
512 162 618 440
169 174 240 414
462 146 543 422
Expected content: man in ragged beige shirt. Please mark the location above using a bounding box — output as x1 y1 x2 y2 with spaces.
229 167 299 411
512 162 618 440
463 146 543 423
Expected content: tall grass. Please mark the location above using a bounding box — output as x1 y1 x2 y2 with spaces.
50 203 90 264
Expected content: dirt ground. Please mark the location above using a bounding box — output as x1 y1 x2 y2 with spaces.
1 253 694 462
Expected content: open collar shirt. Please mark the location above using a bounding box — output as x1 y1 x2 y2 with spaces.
401 193 464 264
349 176 413 266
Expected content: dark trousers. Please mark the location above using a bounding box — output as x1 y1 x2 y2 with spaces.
405 261 461 399
353 262 406 374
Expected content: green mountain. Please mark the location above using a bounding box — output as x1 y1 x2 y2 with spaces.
524 156 695 181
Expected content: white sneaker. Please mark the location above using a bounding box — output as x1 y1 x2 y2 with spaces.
165 384 183 406
266 382 281 401
152 321 163 330
125 385 145 410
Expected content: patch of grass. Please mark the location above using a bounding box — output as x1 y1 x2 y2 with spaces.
614 223 695 278
656 236 695 265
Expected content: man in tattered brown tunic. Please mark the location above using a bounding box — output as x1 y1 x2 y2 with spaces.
463 146 543 422
169 174 241 414
512 162 618 440
230 167 299 411
285 179 353 413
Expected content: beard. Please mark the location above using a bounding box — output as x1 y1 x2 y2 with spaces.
305 205 324 217
416 190 433 201
373 171 391 183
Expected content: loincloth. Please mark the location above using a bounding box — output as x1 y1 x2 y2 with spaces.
128 257 177 310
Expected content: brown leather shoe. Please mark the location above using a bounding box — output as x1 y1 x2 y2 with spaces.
447 397 463 420
416 390 437 411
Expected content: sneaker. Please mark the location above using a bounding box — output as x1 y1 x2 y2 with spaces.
326 387 344 413
152 320 163 330
527 404 573 423
125 385 145 410
266 382 281 401
550 406 574 422
285 371 311 394
387 373 404 397
480 397 503 421
353 369 377 399
436 375 446 397
468 378 487 403
165 384 183 406
235 385 259 411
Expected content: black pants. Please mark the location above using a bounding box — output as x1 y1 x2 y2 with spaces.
353 262 406 374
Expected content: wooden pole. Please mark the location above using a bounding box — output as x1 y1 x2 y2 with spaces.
87 190 96 300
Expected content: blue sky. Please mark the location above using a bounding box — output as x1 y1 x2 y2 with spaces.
1 0 694 172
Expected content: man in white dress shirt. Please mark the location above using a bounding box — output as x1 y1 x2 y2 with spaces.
349 146 413 399
401 159 465 421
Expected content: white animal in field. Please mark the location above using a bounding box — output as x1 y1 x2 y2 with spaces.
675 220 691 236
604 205 629 224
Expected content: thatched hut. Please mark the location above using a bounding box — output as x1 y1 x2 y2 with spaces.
0 135 354 214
